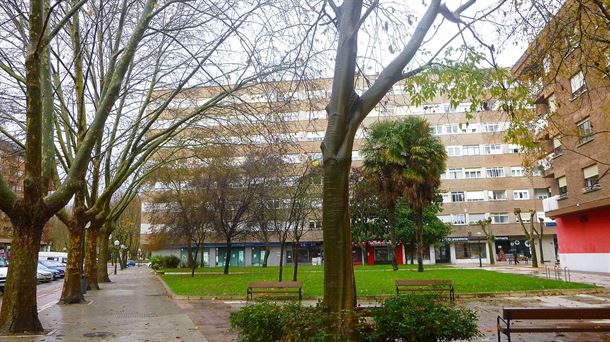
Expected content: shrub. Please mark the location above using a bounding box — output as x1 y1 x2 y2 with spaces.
149 255 181 270
230 301 366 342
163 255 181 269
366 294 480 342
149 256 164 270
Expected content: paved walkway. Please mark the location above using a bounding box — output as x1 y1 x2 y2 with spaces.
0 267 207 342
454 263 610 288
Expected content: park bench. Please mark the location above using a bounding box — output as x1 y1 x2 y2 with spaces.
246 281 303 301
395 279 455 303
497 307 610 342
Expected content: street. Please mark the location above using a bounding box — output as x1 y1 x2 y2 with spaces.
0 279 63 313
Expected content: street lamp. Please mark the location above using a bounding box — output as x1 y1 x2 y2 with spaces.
120 244 126 270
476 232 483 267
113 240 120 275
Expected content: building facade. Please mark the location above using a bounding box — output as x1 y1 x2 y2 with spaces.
143 77 557 267
512 0 609 273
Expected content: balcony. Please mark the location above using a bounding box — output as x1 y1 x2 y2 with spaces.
542 195 559 213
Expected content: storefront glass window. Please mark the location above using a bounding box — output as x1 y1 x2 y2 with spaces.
455 242 487 259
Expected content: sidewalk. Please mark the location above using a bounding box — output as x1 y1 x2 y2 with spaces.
13 267 207 342
453 263 610 288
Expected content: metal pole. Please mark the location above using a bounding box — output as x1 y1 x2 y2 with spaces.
478 238 482 267
114 247 117 275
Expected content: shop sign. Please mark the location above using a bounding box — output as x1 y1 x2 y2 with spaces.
445 237 469 242
494 236 509 241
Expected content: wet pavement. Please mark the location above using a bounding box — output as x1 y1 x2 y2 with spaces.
0 267 207 342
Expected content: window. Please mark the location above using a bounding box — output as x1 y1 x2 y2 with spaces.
441 192 451 203
577 117 593 144
552 136 563 156
570 70 586 96
446 146 462 157
463 145 480 156
513 190 530 200
483 123 500 132
515 214 531 223
468 213 486 224
486 167 505 178
465 191 485 202
452 214 466 225
543 57 551 74
447 168 463 179
511 167 526 177
488 190 507 201
308 220 322 229
451 192 465 202
583 164 599 191
444 124 459 134
455 242 487 259
483 144 502 155
464 168 482 179
507 144 520 154
490 213 509 224
558 176 568 198
534 188 551 199
438 215 452 224
429 125 442 135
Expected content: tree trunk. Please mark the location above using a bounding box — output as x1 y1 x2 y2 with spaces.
262 244 270 268
321 158 355 330
278 241 285 281
97 227 111 283
487 239 496 265
529 231 539 268
85 225 100 290
538 222 545 264
361 242 367 265
387 202 398 271
0 220 45 333
415 209 424 272
59 223 85 304
410 243 415 264
292 241 299 281
223 239 231 275
186 243 193 269
191 244 199 277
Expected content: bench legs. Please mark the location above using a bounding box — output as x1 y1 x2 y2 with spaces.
497 316 511 342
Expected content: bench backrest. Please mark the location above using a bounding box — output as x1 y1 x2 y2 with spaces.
249 281 302 289
396 279 453 286
503 307 610 320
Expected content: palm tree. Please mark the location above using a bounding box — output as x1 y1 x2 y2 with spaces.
362 117 447 272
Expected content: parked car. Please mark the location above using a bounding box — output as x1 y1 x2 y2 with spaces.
38 251 68 264
37 269 53 283
37 264 60 281
0 257 7 291
125 259 136 267
38 260 65 277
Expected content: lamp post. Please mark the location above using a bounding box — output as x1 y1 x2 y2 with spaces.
476 232 483 267
120 244 126 270
114 240 120 275
137 248 142 267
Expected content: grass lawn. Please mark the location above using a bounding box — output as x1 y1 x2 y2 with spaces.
159 265 596 299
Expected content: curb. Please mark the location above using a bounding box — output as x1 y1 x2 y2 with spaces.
153 270 177 299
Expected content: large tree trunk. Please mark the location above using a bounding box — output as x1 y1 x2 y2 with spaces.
321 158 355 330
410 243 415 264
97 226 111 283
278 241 285 281
415 209 424 272
223 239 231 275
59 223 85 304
191 244 199 277
262 244 270 268
487 239 496 265
85 225 100 290
0 220 45 333
292 241 299 281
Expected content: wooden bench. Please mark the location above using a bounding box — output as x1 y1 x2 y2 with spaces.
246 281 302 301
497 307 610 342
395 279 455 303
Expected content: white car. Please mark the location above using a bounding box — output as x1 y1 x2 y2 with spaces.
0 257 7 290
37 269 53 283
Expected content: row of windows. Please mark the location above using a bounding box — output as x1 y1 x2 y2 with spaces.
445 144 519 157
430 122 509 135
438 212 547 226
441 166 532 180
556 163 601 198
440 189 549 203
